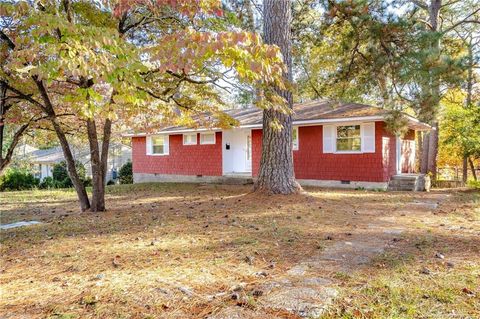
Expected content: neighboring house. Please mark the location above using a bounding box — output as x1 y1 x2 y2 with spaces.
127 100 431 190
19 143 132 182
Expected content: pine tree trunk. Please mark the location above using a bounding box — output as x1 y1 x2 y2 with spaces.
421 132 429 174
426 0 442 179
427 122 439 179
416 131 423 173
254 0 301 194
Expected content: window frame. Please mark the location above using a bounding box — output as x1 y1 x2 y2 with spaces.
292 126 299 151
200 132 216 145
149 135 169 156
334 124 362 153
182 133 197 146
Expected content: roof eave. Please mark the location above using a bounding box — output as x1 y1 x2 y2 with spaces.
124 115 431 137
123 115 387 137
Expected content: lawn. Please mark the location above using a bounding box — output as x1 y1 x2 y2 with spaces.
1 183 479 319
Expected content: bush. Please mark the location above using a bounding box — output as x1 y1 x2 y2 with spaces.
52 160 88 188
468 180 480 190
118 161 133 184
107 179 115 185
0 167 39 191
39 176 55 189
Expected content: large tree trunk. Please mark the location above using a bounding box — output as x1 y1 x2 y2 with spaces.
416 131 422 172
254 0 301 194
427 122 439 179
420 132 429 174
420 0 442 179
87 118 111 212
34 78 90 211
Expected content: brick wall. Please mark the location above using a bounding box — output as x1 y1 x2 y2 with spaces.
132 132 222 176
252 122 397 182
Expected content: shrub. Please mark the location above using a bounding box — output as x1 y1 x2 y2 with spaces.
468 180 480 190
39 176 55 189
0 167 39 191
107 179 115 185
52 160 88 188
118 161 133 184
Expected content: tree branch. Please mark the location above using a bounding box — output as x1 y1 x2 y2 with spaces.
0 30 15 50
410 0 428 10
0 81 47 113
442 7 480 34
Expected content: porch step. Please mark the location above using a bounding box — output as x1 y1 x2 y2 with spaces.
388 174 430 191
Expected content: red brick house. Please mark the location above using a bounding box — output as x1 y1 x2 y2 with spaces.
128 100 430 190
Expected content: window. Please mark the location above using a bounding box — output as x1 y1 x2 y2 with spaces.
336 125 361 152
151 135 168 155
292 127 299 150
183 133 197 145
200 132 216 145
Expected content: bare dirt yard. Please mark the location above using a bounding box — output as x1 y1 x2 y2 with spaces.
1 183 479 319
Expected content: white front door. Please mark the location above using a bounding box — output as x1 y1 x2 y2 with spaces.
245 134 252 171
222 129 252 174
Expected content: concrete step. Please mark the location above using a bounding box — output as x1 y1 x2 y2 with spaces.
388 174 426 191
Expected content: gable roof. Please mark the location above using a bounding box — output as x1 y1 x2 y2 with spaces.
128 99 430 135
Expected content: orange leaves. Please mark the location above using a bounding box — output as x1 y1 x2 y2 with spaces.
145 28 285 90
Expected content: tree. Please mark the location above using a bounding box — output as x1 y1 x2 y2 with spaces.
440 90 480 181
254 0 301 194
451 16 480 181
118 161 133 184
1 0 286 210
404 0 480 179
293 1 479 180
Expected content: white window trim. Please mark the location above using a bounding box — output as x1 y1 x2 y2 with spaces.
147 135 169 156
200 132 216 145
183 133 197 146
293 126 299 151
334 124 362 154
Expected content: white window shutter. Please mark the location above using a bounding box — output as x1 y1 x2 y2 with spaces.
164 135 170 155
323 125 334 153
361 122 375 153
146 136 152 155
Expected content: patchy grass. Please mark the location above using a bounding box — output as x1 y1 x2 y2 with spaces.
1 183 479 318
321 190 480 319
